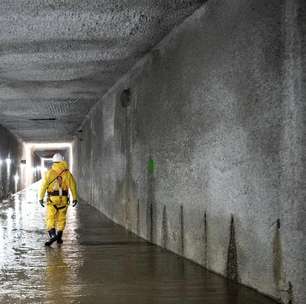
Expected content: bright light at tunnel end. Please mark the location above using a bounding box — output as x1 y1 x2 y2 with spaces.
24 142 74 187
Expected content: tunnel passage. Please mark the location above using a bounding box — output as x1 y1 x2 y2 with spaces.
0 0 305 303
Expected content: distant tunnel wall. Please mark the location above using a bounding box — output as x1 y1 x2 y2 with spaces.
0 124 23 198
76 0 306 303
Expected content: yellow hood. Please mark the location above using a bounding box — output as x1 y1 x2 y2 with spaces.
39 160 77 201
52 161 69 173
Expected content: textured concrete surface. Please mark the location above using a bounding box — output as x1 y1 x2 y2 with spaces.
0 183 277 304
0 0 204 141
75 0 306 303
0 124 23 198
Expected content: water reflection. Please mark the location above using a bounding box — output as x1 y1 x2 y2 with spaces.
5 157 11 195
14 174 19 193
45 248 74 304
0 184 81 303
0 184 277 304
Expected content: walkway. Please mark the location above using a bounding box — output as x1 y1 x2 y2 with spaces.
0 184 277 304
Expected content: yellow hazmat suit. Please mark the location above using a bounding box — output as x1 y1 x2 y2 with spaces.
39 161 77 231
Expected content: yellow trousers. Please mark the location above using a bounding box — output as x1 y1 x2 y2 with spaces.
46 204 68 231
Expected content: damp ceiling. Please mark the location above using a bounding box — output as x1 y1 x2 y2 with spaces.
0 0 204 142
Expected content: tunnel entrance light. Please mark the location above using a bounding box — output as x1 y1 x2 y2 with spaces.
24 142 73 187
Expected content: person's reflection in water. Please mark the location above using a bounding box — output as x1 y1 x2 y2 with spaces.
45 248 71 304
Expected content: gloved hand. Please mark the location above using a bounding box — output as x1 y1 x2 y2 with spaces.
72 200 78 207
39 199 44 207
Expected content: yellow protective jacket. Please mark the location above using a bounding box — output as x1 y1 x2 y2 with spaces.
39 161 77 207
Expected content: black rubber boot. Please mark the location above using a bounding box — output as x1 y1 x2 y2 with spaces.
57 231 63 244
45 228 57 246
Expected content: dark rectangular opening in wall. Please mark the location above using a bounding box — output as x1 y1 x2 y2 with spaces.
29 118 57 121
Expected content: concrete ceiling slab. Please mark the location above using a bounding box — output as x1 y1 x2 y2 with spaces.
34 148 68 159
0 0 204 142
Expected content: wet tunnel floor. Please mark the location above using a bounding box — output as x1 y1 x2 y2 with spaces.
0 184 277 304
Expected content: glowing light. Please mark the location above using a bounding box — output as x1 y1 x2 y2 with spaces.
6 157 11 178
14 174 20 193
6 158 11 166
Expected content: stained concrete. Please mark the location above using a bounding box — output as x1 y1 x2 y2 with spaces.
0 183 277 304
75 0 306 303
0 0 205 141
0 124 23 198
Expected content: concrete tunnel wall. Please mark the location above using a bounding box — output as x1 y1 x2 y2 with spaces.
0 124 23 198
75 0 306 303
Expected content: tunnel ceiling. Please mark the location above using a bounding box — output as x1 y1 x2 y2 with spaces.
0 0 204 142
34 149 68 159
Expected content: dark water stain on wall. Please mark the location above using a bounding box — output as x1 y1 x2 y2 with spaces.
137 199 140 235
124 95 134 230
203 212 208 267
162 205 168 249
288 281 294 304
272 219 283 291
146 157 156 243
180 205 185 256
178 204 186 276
227 215 239 282
147 202 154 242
115 88 138 229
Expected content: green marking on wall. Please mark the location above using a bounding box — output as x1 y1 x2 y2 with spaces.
148 159 156 174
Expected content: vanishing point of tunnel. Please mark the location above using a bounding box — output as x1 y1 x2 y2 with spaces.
0 1 305 304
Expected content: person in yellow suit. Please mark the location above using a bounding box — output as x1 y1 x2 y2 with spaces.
39 153 78 246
